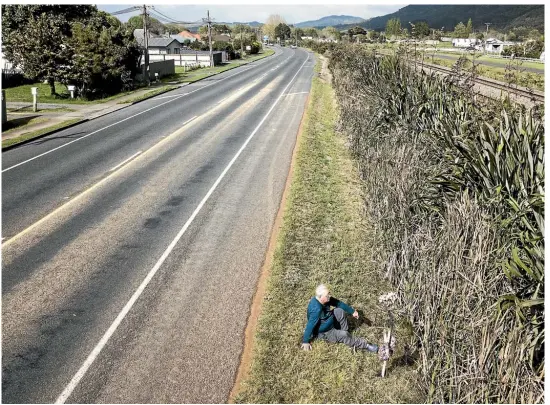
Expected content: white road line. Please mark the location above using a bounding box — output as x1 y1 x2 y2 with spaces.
2 55 279 174
152 94 185 100
181 116 198 126
55 52 310 405
284 92 309 96
109 151 142 172
2 115 199 248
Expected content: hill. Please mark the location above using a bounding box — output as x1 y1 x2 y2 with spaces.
295 15 366 28
334 5 544 32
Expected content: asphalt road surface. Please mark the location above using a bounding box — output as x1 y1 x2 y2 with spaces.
2 46 315 403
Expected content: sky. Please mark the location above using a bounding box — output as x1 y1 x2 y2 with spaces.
96 3 406 25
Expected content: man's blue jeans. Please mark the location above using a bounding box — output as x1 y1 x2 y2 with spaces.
317 307 378 352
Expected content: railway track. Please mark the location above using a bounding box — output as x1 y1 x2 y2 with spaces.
375 51 545 104
421 61 545 103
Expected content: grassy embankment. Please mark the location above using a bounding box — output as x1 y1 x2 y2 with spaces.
2 119 81 148
234 58 422 403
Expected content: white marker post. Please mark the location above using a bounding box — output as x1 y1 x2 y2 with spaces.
31 87 38 112
67 85 76 99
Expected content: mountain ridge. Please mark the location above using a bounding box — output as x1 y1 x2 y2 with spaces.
332 4 544 32
295 14 366 28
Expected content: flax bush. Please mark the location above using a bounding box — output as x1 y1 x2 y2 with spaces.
326 43 544 403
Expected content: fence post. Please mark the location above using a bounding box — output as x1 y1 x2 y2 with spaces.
2 90 7 125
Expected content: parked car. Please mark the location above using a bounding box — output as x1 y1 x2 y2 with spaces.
291 45 297 49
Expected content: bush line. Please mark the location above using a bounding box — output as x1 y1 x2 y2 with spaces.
322 42 543 403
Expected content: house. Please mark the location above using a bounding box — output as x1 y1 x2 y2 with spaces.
147 50 223 66
485 38 516 54
176 30 201 42
133 29 181 54
452 38 481 48
146 38 182 54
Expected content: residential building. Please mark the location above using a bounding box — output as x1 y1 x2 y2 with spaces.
485 38 517 54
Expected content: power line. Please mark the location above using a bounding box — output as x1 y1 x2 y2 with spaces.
150 7 199 25
110 6 140 16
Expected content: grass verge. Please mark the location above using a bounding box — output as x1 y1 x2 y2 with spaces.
117 85 177 104
3 82 137 104
2 116 49 133
2 119 82 148
234 59 421 403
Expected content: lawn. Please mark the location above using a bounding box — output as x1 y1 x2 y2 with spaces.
429 56 544 90
3 82 137 104
233 58 422 404
2 115 49 133
2 118 82 148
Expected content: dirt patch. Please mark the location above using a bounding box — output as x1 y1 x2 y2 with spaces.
228 93 311 403
319 55 332 84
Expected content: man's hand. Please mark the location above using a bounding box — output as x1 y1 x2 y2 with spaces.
352 310 359 319
301 343 312 351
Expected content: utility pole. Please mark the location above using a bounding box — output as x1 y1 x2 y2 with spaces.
484 23 491 54
202 10 214 67
484 22 491 36
142 4 150 85
240 25 244 58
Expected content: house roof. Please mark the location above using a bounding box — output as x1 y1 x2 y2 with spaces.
213 34 231 42
170 34 194 43
177 30 201 40
147 38 181 48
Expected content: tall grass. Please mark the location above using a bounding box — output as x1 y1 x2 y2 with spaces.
323 43 543 403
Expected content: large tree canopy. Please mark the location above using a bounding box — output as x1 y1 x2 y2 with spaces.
2 5 140 98
274 22 291 41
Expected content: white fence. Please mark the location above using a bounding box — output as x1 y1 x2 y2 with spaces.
485 54 544 64
146 52 225 67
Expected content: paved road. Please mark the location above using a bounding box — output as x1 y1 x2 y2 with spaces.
2 46 315 403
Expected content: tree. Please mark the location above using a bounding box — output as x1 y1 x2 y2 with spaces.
164 23 183 34
274 23 291 41
412 21 430 38
368 30 379 40
291 27 304 41
126 15 165 35
466 18 473 37
263 14 286 42
322 26 341 41
303 27 319 38
385 18 401 38
453 22 468 38
65 12 140 98
1 5 96 95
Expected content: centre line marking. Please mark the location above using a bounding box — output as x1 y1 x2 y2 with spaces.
2 52 281 174
109 151 142 172
2 115 199 248
55 51 310 404
284 91 310 96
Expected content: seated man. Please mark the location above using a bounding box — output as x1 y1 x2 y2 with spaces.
301 284 378 352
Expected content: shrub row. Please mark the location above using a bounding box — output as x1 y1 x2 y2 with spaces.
326 43 544 403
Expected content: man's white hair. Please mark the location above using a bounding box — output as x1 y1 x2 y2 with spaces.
315 284 329 299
